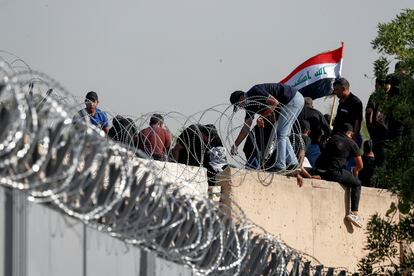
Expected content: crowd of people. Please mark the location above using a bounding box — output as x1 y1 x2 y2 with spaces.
74 95 228 186
228 63 412 227
74 63 413 228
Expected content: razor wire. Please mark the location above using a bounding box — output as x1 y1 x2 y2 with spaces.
0 55 353 275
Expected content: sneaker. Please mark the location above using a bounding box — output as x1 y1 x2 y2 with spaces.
346 214 363 228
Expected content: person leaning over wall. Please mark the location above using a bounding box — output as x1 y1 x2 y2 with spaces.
229 83 304 172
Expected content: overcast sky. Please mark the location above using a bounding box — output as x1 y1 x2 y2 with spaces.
1 0 413 118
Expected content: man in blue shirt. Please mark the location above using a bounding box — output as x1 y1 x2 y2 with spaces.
77 91 109 133
230 83 304 171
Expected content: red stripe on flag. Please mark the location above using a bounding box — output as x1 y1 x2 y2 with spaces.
280 43 344 84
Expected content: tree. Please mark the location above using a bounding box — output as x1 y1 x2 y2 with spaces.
359 9 414 275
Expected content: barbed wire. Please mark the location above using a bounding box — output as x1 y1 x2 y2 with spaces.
0 53 352 275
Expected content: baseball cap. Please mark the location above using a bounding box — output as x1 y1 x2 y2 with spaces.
85 91 98 101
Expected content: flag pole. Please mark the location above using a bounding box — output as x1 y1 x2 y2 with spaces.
329 42 343 128
329 96 336 128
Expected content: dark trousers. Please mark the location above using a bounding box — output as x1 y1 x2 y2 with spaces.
373 140 385 167
320 169 361 212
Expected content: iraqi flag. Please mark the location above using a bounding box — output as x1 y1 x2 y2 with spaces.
280 43 344 99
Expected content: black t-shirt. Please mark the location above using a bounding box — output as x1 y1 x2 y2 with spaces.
366 94 387 142
176 124 205 166
297 106 331 144
316 133 360 171
244 83 298 120
332 93 363 134
176 124 224 167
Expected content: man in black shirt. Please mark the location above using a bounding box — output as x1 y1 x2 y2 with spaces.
230 83 304 171
297 97 331 168
365 78 388 167
316 123 363 228
332 78 363 146
172 124 227 185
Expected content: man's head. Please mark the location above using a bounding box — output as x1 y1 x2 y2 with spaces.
85 91 99 114
304 97 313 108
230 90 245 112
341 123 354 138
333 78 350 100
149 114 164 126
299 120 311 136
394 61 410 75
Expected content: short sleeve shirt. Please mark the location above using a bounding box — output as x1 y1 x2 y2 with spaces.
316 133 360 171
77 108 109 129
366 94 387 141
332 93 363 134
244 83 298 120
138 125 172 157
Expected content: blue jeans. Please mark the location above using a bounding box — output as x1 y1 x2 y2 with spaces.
246 155 259 169
274 93 304 170
306 143 321 169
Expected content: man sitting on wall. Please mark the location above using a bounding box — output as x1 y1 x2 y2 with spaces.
75 91 110 133
315 123 363 228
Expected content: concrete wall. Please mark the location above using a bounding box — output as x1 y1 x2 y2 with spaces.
218 168 398 272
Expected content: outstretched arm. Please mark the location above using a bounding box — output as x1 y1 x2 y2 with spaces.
231 117 253 155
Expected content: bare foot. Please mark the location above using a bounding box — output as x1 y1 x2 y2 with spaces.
296 175 304 187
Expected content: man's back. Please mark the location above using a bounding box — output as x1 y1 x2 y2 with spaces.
298 106 330 144
175 124 205 166
138 125 171 159
316 133 359 171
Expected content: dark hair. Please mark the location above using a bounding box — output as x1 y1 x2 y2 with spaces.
340 123 354 134
333 78 350 89
229 90 244 105
149 114 164 125
304 97 313 107
299 120 310 132
230 90 245 112
85 91 98 101
363 139 373 154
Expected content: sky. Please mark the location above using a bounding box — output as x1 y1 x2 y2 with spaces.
0 0 413 121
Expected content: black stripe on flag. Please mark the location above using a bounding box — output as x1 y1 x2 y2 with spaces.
298 78 335 100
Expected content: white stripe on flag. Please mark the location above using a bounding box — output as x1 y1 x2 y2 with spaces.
284 62 341 90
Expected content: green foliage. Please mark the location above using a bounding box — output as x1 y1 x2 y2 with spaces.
373 57 390 80
371 9 414 61
372 137 414 203
359 210 414 275
359 9 414 275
